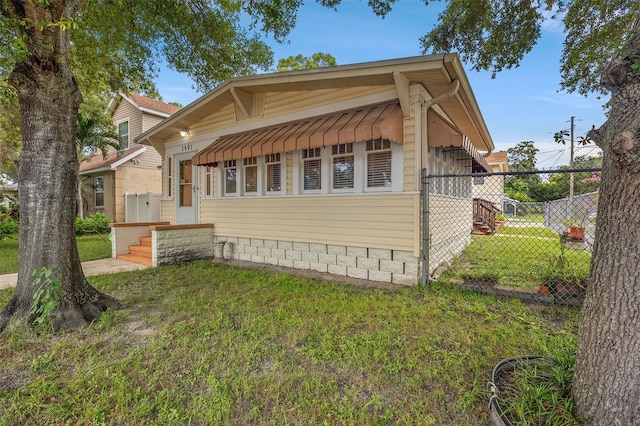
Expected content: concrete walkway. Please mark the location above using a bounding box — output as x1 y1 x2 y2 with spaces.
0 258 150 291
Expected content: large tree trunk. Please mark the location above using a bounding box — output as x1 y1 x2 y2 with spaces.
0 0 119 332
573 16 640 424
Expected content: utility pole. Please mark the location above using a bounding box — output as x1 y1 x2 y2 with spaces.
570 115 575 199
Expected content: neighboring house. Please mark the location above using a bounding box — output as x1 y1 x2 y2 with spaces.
78 93 181 222
472 150 508 207
115 55 494 284
0 183 18 209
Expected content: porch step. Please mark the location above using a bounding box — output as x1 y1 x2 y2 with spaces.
128 244 151 256
117 253 153 267
118 232 153 266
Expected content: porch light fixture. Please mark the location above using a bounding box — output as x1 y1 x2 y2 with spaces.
179 129 190 137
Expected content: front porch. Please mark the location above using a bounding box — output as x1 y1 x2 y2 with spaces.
110 222 216 267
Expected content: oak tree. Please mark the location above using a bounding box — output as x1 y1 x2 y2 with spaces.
0 0 304 331
412 1 639 422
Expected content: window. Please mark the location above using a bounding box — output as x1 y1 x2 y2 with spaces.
331 143 354 190
118 120 129 150
94 176 104 207
167 156 173 198
224 160 237 195
302 148 322 191
265 153 281 193
366 140 392 188
204 165 214 198
244 157 258 193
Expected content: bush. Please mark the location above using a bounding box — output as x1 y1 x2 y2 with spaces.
75 213 111 235
0 217 19 240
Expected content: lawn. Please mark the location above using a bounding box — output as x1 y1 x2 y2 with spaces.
0 234 111 274
0 260 579 425
444 225 592 289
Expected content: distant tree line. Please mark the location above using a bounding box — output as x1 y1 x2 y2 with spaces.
505 141 602 202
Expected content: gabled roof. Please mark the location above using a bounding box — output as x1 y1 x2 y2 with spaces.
107 93 181 119
78 146 146 174
137 54 494 153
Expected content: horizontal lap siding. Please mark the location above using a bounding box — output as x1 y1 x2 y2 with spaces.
263 87 394 118
200 194 417 251
161 200 175 224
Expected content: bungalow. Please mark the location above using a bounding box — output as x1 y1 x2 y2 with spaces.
113 55 494 284
78 93 181 222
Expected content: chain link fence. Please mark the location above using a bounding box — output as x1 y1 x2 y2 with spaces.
425 169 600 306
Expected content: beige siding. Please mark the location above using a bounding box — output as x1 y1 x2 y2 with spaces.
142 114 164 133
111 99 143 153
403 103 417 192
199 193 417 251
119 165 162 195
262 86 394 119
472 175 504 208
80 171 116 220
136 147 162 170
428 195 473 246
192 86 395 135
286 152 293 195
161 200 175 223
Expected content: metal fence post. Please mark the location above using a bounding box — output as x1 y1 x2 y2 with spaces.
421 168 429 286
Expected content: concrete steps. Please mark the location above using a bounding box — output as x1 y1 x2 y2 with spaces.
117 233 153 266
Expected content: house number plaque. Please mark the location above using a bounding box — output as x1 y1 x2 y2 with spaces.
181 143 193 152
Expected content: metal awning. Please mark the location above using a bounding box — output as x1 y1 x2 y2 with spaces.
193 102 403 165
427 109 491 172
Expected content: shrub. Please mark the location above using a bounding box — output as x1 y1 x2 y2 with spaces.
75 213 111 235
0 217 19 240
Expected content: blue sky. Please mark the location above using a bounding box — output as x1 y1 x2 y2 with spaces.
156 1 607 168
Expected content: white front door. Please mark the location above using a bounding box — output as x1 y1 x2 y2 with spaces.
175 152 198 224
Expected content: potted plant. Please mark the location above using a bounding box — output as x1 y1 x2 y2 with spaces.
495 213 507 230
538 234 588 303
561 216 585 240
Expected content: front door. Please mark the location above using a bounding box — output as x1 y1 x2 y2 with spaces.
175 152 198 224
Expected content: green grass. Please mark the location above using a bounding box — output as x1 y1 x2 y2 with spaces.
0 234 111 274
444 226 591 289
0 261 580 425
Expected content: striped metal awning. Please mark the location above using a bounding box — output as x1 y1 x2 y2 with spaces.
193 102 403 165
427 109 491 172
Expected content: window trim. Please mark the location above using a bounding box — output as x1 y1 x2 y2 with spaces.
223 159 239 197
301 147 323 194
165 155 174 200
243 157 259 195
264 153 284 195
330 143 355 193
117 119 130 151
203 165 215 199
94 175 105 208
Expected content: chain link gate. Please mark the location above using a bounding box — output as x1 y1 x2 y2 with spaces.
422 168 600 306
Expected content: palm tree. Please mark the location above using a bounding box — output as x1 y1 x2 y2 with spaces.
75 112 118 219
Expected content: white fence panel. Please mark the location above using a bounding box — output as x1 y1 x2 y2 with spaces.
124 192 162 223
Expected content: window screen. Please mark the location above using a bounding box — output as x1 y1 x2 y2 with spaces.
366 140 391 188
265 153 281 192
302 148 321 190
244 157 257 193
331 143 354 189
224 160 237 194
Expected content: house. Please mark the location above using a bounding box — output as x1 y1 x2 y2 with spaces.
0 183 18 210
112 55 494 284
78 93 181 222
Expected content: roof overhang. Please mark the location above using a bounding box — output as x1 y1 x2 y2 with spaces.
79 147 146 175
136 54 493 154
427 109 491 172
